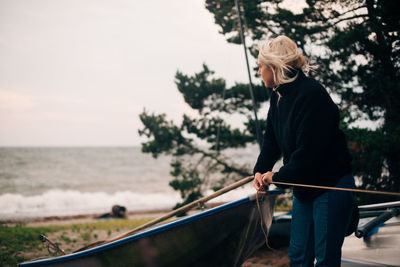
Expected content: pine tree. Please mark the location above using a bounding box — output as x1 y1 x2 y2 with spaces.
139 0 399 206
139 64 269 209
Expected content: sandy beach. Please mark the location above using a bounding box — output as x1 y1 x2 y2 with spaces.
1 210 289 267
243 246 289 267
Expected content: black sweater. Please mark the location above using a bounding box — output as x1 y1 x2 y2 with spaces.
253 69 352 201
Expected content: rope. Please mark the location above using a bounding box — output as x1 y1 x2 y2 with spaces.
39 234 66 256
272 181 400 197
255 190 275 251
234 0 263 150
215 87 226 154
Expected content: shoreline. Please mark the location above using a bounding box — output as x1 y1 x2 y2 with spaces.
0 201 228 227
1 194 291 226
0 209 170 227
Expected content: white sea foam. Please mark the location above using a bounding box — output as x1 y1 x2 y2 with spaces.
0 190 182 219
0 186 262 220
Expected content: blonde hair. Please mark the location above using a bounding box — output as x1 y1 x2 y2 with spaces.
258 35 309 86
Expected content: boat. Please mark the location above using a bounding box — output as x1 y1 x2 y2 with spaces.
267 211 292 246
19 191 279 267
342 201 400 267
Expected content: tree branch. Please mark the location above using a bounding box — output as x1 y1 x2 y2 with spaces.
331 5 367 20
189 146 251 177
331 14 368 27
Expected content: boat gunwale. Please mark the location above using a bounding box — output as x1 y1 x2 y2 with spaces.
358 201 400 211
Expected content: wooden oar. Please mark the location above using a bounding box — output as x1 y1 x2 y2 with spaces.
74 175 254 252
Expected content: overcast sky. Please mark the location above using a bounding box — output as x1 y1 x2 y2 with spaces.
0 0 258 147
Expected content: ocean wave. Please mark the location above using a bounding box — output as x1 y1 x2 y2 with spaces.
0 184 257 220
0 189 181 219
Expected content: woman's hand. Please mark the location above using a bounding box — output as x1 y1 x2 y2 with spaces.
254 171 274 193
253 172 264 192
262 171 274 186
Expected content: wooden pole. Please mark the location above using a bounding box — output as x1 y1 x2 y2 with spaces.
75 176 400 252
75 175 254 252
272 181 400 197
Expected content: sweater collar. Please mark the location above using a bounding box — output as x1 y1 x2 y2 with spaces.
274 68 305 96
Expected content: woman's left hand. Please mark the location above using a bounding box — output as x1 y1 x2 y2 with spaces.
261 171 274 186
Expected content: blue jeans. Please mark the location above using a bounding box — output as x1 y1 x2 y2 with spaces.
289 174 355 267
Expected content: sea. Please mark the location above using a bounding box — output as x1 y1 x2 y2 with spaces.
0 146 263 220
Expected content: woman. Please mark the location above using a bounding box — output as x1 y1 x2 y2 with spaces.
253 35 355 267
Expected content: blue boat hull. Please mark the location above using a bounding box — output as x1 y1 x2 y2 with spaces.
20 193 278 267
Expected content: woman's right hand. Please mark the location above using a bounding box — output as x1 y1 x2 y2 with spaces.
253 172 267 193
